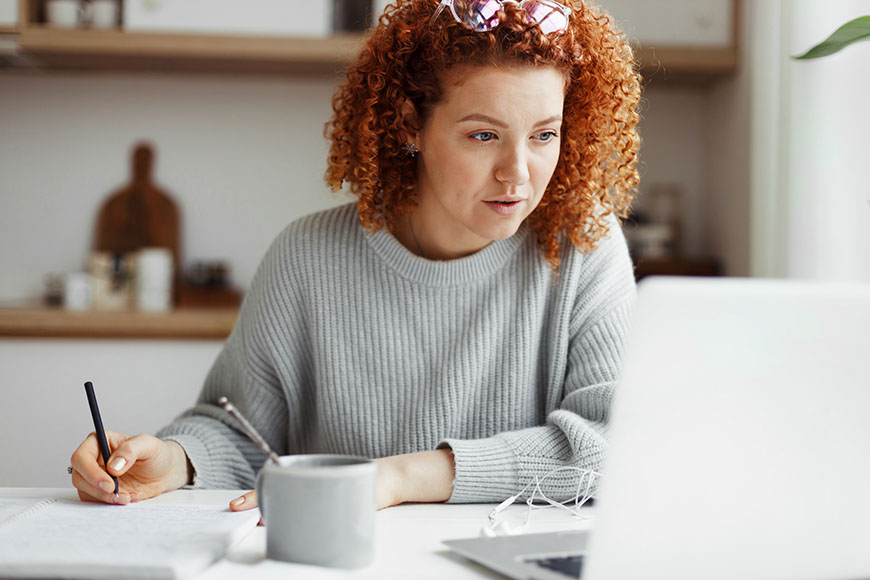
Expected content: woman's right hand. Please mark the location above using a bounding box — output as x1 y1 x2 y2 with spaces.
70 431 192 505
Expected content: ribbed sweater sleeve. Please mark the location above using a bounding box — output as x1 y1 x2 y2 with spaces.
157 217 304 489
157 203 636 501
438 217 635 501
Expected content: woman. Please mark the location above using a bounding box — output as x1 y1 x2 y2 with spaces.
70 0 640 511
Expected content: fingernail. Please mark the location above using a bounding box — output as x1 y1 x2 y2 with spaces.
109 457 127 472
231 497 245 507
98 481 114 493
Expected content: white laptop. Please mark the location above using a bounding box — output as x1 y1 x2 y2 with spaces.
445 276 870 580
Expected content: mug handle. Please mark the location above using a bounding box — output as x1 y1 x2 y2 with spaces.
255 468 266 526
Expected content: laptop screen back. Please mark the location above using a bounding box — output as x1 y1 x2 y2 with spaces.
585 277 870 580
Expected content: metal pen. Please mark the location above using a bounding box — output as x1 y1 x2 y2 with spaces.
217 396 281 465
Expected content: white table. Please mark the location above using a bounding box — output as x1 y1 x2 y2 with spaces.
2 488 594 579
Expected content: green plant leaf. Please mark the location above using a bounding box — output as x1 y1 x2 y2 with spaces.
793 15 870 59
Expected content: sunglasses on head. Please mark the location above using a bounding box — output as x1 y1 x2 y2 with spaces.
433 0 571 35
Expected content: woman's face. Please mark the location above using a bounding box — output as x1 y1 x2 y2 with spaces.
412 64 565 260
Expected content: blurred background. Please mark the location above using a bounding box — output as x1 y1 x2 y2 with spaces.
1 0 867 487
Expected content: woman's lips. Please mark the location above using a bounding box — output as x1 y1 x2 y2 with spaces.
484 199 523 216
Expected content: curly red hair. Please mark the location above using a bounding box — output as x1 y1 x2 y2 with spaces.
325 0 641 269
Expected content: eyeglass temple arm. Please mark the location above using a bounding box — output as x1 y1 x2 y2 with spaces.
432 0 451 22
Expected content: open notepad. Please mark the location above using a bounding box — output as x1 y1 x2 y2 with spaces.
0 496 260 579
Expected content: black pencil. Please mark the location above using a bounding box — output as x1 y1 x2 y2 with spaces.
84 381 119 499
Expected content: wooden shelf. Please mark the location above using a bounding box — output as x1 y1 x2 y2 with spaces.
5 26 738 80
635 45 738 82
0 307 238 339
15 27 364 75
6 0 738 79
634 257 722 281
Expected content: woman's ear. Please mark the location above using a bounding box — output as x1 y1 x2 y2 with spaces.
399 98 422 151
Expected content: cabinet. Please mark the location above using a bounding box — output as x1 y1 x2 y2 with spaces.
6 0 738 80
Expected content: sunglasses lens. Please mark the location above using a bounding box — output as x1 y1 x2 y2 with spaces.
452 0 502 32
522 1 569 34
448 0 570 34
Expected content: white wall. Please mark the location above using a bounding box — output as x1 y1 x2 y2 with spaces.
0 72 350 302
784 0 870 281
0 70 748 300
0 339 223 487
749 0 870 281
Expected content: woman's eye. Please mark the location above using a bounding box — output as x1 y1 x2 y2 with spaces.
533 131 558 143
470 131 497 142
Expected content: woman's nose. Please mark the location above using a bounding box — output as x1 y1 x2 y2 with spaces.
494 145 530 186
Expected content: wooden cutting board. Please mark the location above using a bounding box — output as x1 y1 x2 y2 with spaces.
93 143 181 288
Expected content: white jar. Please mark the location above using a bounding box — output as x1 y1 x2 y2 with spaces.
63 272 93 311
136 248 173 312
89 0 119 29
46 0 84 28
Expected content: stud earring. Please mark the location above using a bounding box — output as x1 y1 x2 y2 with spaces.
402 142 419 157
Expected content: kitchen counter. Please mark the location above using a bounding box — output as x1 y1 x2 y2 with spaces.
0 307 238 339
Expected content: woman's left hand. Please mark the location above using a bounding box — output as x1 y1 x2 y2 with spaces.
374 456 404 509
228 449 454 515
373 449 454 508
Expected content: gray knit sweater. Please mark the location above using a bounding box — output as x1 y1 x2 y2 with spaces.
158 202 635 502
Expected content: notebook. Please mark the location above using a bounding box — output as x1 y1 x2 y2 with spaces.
0 495 260 579
445 276 870 580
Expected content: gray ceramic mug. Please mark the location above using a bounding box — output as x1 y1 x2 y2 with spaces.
255 454 377 568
